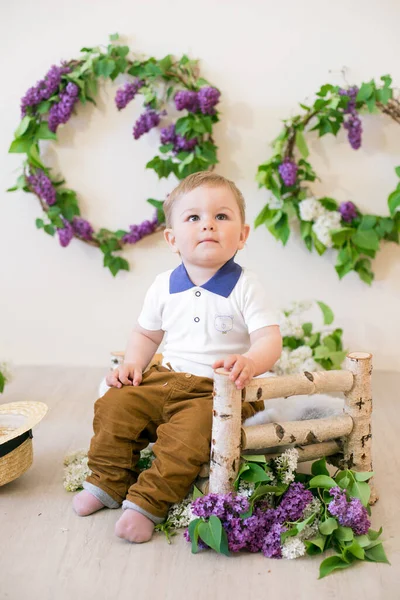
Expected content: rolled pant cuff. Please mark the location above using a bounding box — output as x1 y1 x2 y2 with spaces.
122 500 164 524
83 482 121 509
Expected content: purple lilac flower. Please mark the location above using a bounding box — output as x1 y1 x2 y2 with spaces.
48 83 80 132
328 487 370 535
339 201 358 223
174 90 199 112
160 124 198 153
343 116 362 150
198 87 220 115
191 492 249 520
122 214 159 244
160 124 177 146
278 159 298 187
57 219 74 247
339 86 362 150
26 170 56 206
174 134 198 152
276 482 313 522
72 217 94 241
261 522 286 558
115 79 145 110
21 64 71 116
133 109 161 140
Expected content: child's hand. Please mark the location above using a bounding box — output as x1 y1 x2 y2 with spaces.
212 355 256 390
105 362 143 388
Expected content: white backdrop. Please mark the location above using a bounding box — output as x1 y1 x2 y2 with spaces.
1 0 400 370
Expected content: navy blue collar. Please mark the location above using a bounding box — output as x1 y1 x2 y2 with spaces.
169 257 242 298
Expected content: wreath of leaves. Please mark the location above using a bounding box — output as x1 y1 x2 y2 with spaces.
255 75 400 284
7 34 220 276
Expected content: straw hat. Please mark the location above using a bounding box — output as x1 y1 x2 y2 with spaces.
0 401 48 486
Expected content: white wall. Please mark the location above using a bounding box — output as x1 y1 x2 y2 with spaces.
1 0 400 370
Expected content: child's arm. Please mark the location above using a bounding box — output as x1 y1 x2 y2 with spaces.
106 324 164 388
212 325 282 390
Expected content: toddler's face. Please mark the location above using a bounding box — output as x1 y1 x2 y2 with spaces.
164 185 250 269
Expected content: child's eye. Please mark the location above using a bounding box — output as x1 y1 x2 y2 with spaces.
216 213 228 220
187 215 199 222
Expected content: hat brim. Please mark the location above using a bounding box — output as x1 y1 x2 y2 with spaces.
0 402 48 445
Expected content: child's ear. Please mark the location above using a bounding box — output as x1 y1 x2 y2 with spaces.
164 228 180 254
237 224 250 250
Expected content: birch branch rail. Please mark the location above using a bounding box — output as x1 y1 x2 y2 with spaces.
209 352 378 504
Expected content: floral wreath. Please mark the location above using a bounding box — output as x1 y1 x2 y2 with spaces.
255 75 400 284
7 34 221 276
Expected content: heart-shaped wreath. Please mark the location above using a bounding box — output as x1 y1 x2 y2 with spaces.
255 76 400 284
7 34 220 276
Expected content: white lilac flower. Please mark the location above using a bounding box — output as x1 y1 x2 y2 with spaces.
299 198 325 222
273 448 299 484
237 479 256 498
291 345 313 361
302 497 323 520
266 194 284 210
63 455 92 492
281 537 306 559
312 211 342 248
0 361 12 384
278 313 304 339
273 348 319 376
166 497 194 529
298 520 320 541
286 300 313 315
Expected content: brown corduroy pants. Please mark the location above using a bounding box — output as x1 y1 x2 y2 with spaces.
85 364 263 521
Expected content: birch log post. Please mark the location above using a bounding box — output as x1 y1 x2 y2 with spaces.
343 352 378 503
208 369 242 494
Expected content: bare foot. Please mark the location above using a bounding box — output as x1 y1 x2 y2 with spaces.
73 490 105 516
115 509 155 543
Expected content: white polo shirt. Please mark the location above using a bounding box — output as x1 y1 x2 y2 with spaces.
138 257 279 379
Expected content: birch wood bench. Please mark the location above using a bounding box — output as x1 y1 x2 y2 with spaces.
105 351 377 504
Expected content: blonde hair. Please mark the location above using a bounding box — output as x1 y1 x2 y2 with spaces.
163 172 246 227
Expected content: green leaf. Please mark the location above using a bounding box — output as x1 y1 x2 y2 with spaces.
36 122 57 140
302 322 313 337
316 301 334 325
192 485 204 500
37 101 51 115
319 197 338 211
14 115 32 138
308 475 337 489
357 83 374 102
368 527 383 541
353 471 374 482
109 33 119 41
188 518 201 553
0 372 5 394
348 480 371 507
35 218 44 229
240 463 271 484
319 555 354 579
364 543 390 564
319 518 338 535
241 454 267 463
388 190 400 217
198 517 223 553
305 536 326 554
343 539 365 561
335 526 354 542
295 129 309 159
9 138 34 153
311 457 330 477
395 166 400 178
43 224 55 236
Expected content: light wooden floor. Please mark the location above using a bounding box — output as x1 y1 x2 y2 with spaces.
1 366 399 600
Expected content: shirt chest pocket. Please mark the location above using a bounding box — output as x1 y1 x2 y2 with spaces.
214 315 234 333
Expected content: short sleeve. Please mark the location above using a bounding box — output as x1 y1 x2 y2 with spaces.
137 276 164 331
241 271 280 334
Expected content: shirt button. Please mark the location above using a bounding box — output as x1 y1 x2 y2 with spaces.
194 317 200 322
195 291 201 297
185 373 192 378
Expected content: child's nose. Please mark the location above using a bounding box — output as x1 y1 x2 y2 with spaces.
202 220 214 230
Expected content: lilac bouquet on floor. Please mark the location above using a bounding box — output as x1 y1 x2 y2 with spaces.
184 451 389 579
